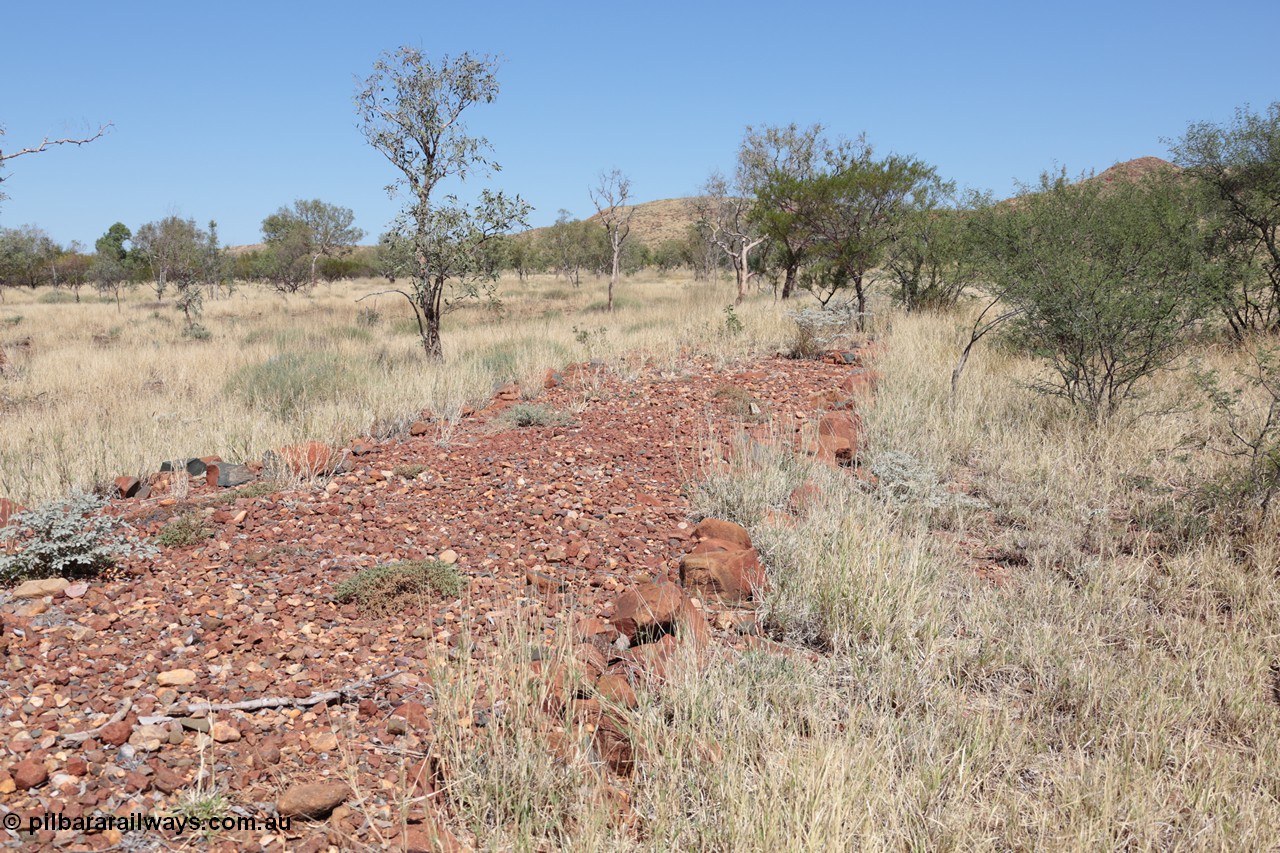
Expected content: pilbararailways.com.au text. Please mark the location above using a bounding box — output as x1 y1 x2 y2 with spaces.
5 811 293 835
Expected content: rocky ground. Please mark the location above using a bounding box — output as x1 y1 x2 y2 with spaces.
0 351 874 851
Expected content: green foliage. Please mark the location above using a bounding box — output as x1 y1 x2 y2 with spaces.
884 196 980 312
356 47 529 359
335 560 465 615
796 137 942 322
226 352 363 420
497 403 567 428
740 123 827 299
571 325 608 359
1169 102 1280 338
261 199 364 292
723 304 744 336
973 169 1212 417
1194 347 1280 527
0 493 156 582
155 512 213 547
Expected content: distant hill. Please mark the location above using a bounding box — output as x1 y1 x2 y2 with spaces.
1088 156 1181 186
521 197 706 248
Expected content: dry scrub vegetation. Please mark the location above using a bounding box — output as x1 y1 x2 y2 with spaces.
395 303 1280 850
8 277 1280 849
0 273 788 505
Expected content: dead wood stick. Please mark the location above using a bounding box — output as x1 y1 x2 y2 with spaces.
183 671 402 715
61 698 133 745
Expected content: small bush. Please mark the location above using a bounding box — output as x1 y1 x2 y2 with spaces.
155 512 213 547
355 306 382 327
393 464 427 479
866 449 986 525
38 290 75 304
497 404 567 428
0 493 156 582
785 305 853 359
335 560 465 615
226 352 363 420
182 323 212 341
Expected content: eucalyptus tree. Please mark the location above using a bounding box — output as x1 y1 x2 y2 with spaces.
355 47 529 360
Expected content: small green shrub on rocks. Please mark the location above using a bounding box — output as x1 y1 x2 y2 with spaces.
0 493 156 582
498 404 567 428
155 512 213 547
335 560 465 615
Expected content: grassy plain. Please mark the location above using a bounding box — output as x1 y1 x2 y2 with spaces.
5 273 1280 849
0 273 786 505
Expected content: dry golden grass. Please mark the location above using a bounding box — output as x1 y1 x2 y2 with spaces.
10 276 1280 849
0 272 787 504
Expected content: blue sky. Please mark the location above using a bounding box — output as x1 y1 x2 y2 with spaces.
1 0 1276 248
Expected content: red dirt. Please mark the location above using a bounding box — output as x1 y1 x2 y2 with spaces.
0 352 868 850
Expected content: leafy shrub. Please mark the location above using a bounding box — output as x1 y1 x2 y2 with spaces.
155 512 213 547
335 560 465 615
973 169 1211 417
356 306 382 327
498 404 567 428
393 464 427 479
0 493 156 582
37 290 75 304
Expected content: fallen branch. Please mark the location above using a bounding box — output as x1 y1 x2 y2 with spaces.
61 698 133 745
183 671 402 715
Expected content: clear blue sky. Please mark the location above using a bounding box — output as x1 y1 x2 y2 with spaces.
1 0 1276 248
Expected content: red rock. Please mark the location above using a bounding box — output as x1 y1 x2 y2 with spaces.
391 701 431 731
543 369 563 389
575 617 620 644
495 383 522 401
680 549 767 603
691 518 752 550
152 766 186 794
593 711 634 776
99 720 133 746
14 757 48 789
402 817 464 853
690 537 738 555
787 481 823 515
276 781 351 819
409 421 430 436
349 439 375 456
114 476 142 499
839 369 879 396
0 497 24 527
595 674 638 709
610 582 687 643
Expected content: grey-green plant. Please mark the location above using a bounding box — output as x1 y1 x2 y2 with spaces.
0 493 156 582
355 47 530 360
335 560 465 615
